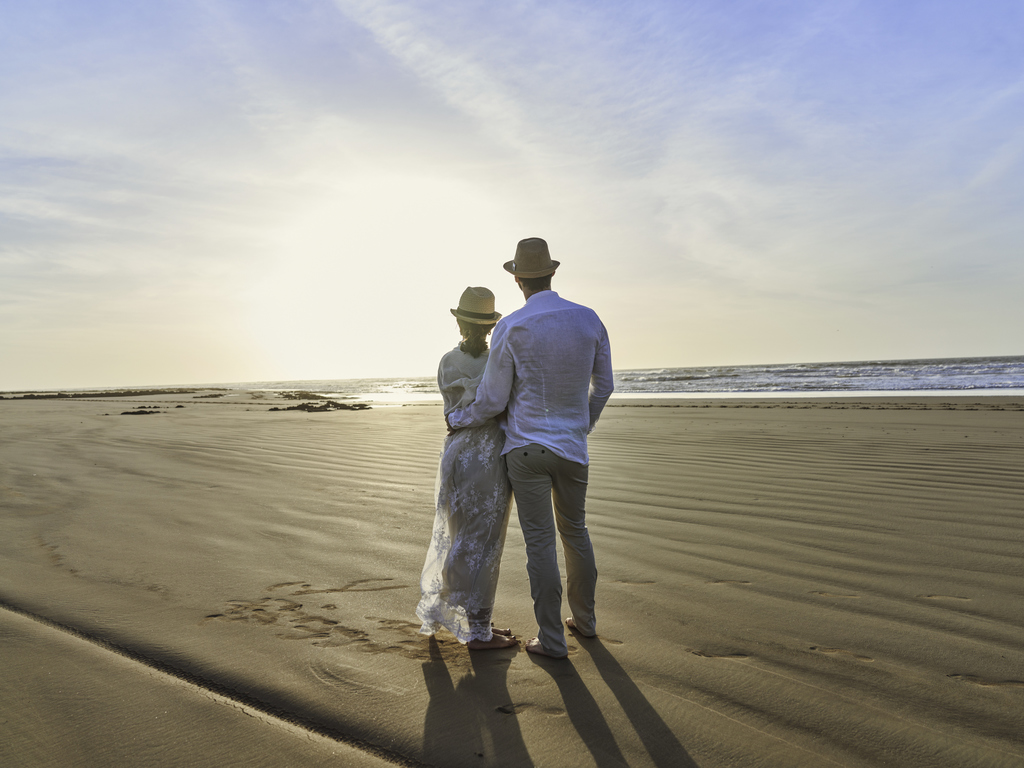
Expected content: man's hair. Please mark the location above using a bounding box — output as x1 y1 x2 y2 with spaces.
519 273 552 292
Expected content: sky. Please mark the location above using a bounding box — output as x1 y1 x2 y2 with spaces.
2 0 1023 390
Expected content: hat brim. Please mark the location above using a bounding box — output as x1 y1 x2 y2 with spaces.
451 308 502 324
503 259 559 278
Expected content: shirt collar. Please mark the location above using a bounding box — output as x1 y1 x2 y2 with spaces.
525 289 559 303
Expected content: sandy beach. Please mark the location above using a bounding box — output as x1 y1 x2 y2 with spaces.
1 391 1022 767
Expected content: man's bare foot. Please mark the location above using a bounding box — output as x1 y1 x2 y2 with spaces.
565 617 596 638
524 637 568 659
468 634 518 650
491 626 514 637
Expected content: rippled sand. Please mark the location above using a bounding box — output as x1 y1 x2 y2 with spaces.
2 392 1022 767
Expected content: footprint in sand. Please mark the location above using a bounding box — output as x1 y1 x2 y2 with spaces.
689 649 749 659
35 536 78 574
206 597 306 625
495 702 566 717
274 578 409 596
370 617 423 635
810 591 859 598
613 579 655 585
707 579 751 585
310 625 371 646
206 581 491 663
810 646 874 662
948 674 1024 688
919 594 971 601
207 595 371 644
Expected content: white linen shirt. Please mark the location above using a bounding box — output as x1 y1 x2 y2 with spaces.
446 290 613 465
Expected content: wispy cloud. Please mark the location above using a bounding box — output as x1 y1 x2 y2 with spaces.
2 0 1022 387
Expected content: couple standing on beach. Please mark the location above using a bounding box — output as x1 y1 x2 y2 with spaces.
416 238 614 659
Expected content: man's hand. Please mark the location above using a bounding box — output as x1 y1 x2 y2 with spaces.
445 413 459 436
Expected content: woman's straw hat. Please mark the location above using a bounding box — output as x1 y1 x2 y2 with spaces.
503 237 560 277
451 286 501 324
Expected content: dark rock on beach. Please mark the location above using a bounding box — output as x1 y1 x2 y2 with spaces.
268 401 370 412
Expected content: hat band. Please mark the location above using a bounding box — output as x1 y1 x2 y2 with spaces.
457 308 496 320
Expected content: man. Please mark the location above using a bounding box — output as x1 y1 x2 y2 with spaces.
446 237 614 658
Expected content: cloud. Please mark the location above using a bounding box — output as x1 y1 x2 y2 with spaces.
2 0 1023 387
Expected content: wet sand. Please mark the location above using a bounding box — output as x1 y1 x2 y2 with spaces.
1 392 1023 767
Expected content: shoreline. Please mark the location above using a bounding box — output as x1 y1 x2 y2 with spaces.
4 385 1024 407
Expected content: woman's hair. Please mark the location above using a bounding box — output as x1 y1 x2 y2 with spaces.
457 318 495 358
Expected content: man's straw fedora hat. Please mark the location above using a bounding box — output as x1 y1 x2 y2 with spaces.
503 237 560 278
451 286 501 324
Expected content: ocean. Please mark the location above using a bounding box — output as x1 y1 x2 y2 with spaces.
236 355 1024 400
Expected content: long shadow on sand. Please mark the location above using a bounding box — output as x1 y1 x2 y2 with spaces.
422 637 531 767
572 634 699 768
527 655 629 767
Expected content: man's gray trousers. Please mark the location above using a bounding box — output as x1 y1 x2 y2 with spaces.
505 444 597 657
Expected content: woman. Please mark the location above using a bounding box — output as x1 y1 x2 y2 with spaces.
416 287 517 650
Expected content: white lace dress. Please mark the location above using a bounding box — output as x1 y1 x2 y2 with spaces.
416 346 514 643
